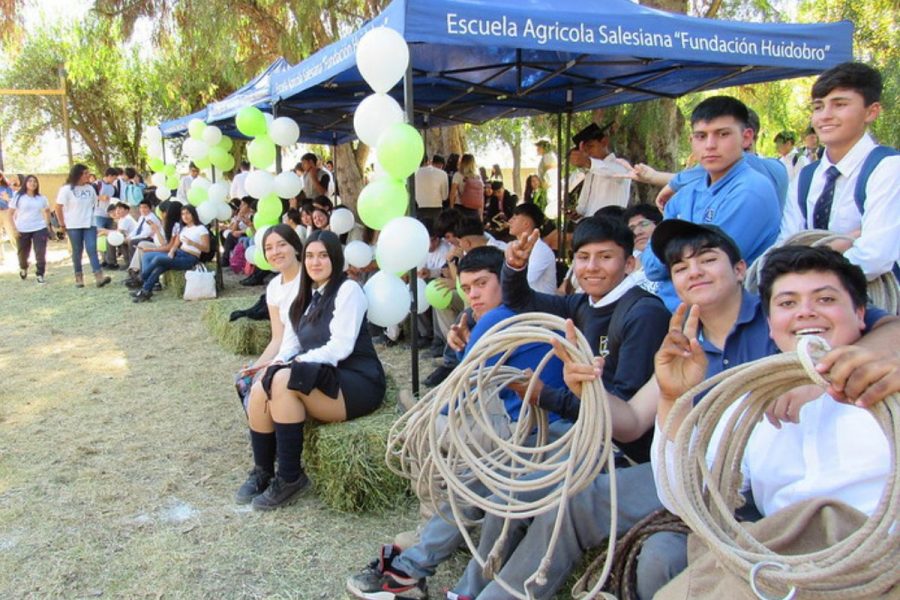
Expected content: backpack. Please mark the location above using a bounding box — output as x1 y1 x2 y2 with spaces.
459 176 484 210
606 286 658 363
229 242 247 274
796 145 899 279
124 183 144 207
197 228 218 263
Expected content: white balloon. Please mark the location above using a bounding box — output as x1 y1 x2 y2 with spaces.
411 277 428 314
344 240 373 269
207 182 228 203
215 200 233 221
330 207 355 235
197 200 218 225
356 27 409 93
155 186 172 201
183 138 209 160
107 231 125 246
364 271 410 327
147 141 164 160
245 170 275 199
253 225 271 251
273 171 302 199
353 93 405 147
269 117 300 147
146 127 163 144
192 176 212 191
245 245 256 265
375 217 430 274
150 172 167 188
263 112 274 130
202 125 222 146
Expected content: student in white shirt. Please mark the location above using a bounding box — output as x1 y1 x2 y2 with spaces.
102 202 138 267
9 174 52 283
176 163 200 205
774 130 810 180
125 200 181 286
238 230 386 511
569 122 632 217
55 163 112 288
779 62 900 281
132 203 209 302
414 155 450 220
507 202 557 294
230 161 250 200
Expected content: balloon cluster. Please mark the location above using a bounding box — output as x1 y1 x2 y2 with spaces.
348 27 431 328
235 106 300 169
184 120 235 172
144 127 181 201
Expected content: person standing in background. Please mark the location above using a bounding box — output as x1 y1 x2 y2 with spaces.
9 174 52 283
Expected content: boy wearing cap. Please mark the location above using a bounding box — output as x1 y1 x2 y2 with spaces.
641 96 781 312
568 122 632 217
778 62 900 282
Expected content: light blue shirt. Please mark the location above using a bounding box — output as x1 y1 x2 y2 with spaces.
643 158 781 311
671 152 788 210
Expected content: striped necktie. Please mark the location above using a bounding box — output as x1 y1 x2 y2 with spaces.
812 166 840 230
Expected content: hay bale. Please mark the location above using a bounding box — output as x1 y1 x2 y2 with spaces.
162 269 186 297
202 298 271 356
304 378 411 513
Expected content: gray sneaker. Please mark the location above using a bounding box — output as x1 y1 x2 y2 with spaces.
235 466 272 504
251 472 309 511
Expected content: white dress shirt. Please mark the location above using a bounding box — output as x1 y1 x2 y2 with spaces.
230 170 249 200
415 165 450 209
652 392 889 519
575 154 631 217
176 175 195 204
779 148 810 181
526 238 558 294
132 213 162 241
117 214 139 238
779 133 900 279
422 239 452 278
294 279 368 366
267 273 302 362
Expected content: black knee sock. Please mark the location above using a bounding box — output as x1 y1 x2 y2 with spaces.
274 422 304 483
249 430 276 475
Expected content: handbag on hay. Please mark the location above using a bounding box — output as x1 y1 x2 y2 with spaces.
183 264 217 300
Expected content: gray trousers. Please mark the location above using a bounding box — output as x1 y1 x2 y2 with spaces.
635 531 688 600
452 461 663 600
392 419 573 580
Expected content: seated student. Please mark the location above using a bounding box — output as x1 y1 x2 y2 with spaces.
129 198 161 250
126 200 181 287
446 217 670 600
641 96 781 311
778 62 899 282
233 224 303 412
221 196 253 266
507 203 557 294
240 230 385 511
483 180 518 226
103 202 138 268
347 246 569 600
649 245 898 598
131 204 209 302
774 130 810 181
623 204 663 294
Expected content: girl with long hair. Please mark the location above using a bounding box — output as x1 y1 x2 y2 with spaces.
55 164 111 287
237 230 385 510
450 153 485 220
9 175 52 283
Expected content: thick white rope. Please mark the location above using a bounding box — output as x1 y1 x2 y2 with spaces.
657 335 900 599
386 312 616 600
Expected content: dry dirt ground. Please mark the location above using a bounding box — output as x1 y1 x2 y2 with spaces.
0 240 472 598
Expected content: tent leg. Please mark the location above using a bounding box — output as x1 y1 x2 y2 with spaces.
562 109 572 259
403 54 420 398
556 113 563 259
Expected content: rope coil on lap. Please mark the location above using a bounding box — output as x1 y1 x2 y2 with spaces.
744 230 900 315
657 335 900 599
386 312 617 600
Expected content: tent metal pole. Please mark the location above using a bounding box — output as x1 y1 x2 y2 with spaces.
404 53 420 398
555 113 563 259
210 165 224 291
332 132 338 205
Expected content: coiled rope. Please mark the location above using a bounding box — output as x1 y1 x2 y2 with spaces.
386 312 616 600
657 336 900 599
744 230 900 315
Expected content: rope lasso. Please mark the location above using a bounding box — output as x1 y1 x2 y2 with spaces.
744 230 900 315
386 312 617 600
657 335 900 599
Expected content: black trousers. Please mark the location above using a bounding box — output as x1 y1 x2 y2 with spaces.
17 228 49 276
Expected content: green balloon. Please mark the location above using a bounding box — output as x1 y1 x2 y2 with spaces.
163 163 176 177
148 157 164 172
253 245 273 271
208 146 230 170
97 235 108 253
376 123 425 180
217 136 233 151
166 175 180 189
357 178 408 230
188 118 206 140
253 211 279 230
219 154 235 172
456 276 469 307
187 186 208 206
236 106 268 137
257 193 282 220
247 135 276 169
194 156 211 169
425 279 453 310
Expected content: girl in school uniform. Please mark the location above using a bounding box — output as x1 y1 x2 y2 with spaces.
237 229 386 511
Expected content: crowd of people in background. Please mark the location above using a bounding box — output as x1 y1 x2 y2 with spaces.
1 60 898 599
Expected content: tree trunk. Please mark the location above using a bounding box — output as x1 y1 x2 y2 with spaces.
423 125 466 160
510 139 522 197
334 141 368 213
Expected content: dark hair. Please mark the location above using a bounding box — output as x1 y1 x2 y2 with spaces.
161 201 183 241
434 208 463 238
289 230 346 329
512 202 545 229
262 223 304 264
0 173 7 187
746 108 760 139
180 203 201 226
313 195 333 212
490 181 504 192
240 161 250 170
445 153 460 173
690 96 750 128
812 62 882 106
116 202 130 211
623 204 663 225
804 126 817 137
104 167 118 178
139 198 152 208
301 152 318 164
66 163 90 187
774 131 796 145
523 174 541 203
189 162 198 171
594 205 626 220
419 217 435 237
758 246 868 315
572 215 634 256
458 245 503 279
662 229 741 271
106 204 117 214
125 167 137 179
293 162 304 173
285 208 302 225
455 216 485 238
300 200 315 217
311 207 330 230
18 174 40 197
431 154 445 166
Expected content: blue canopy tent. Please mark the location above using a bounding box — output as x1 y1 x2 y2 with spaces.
269 0 853 142
159 107 208 139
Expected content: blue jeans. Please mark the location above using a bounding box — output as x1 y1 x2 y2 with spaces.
141 250 199 292
67 227 101 274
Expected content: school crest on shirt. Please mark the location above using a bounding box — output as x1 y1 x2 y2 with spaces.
598 335 609 358
703 208 715 222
